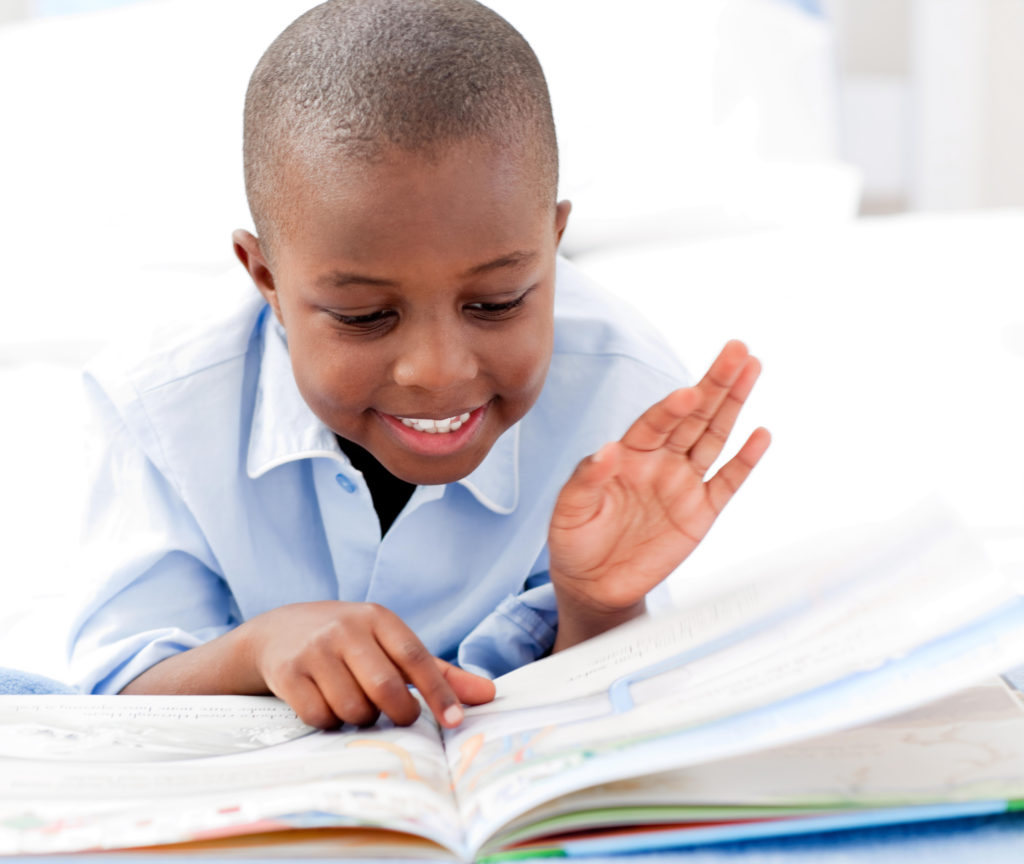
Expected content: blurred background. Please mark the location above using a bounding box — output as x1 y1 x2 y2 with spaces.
827 0 1024 215
4 0 1024 219
0 0 1022 675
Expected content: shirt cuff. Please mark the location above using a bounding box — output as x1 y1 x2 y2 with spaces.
457 580 559 679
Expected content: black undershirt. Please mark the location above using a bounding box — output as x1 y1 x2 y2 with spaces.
336 437 416 537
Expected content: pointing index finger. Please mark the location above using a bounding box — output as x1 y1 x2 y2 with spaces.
375 617 464 728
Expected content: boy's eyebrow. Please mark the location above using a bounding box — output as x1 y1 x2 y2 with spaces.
462 250 536 277
317 272 399 290
317 252 537 290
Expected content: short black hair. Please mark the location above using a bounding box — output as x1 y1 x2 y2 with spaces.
243 0 558 251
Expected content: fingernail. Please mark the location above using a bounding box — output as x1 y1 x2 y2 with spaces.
443 704 464 727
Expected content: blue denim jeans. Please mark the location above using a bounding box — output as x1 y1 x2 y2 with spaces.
0 667 78 694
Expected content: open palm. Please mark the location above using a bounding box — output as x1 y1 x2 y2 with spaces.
548 340 770 645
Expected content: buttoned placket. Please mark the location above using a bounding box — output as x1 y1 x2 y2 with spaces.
312 456 452 603
311 455 380 603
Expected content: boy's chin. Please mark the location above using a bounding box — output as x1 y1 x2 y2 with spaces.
383 450 486 487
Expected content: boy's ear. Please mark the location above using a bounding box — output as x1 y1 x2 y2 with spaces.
554 200 572 248
233 229 283 323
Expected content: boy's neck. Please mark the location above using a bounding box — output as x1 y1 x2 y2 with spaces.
336 436 416 537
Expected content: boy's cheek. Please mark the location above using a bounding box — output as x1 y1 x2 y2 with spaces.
288 350 369 428
488 316 552 383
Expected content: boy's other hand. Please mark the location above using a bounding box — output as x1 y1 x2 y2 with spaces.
240 601 495 730
548 340 771 651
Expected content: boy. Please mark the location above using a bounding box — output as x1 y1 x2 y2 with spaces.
69 0 769 730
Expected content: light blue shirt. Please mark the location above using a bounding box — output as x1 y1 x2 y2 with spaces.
68 258 687 693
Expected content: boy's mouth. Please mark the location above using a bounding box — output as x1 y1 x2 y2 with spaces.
397 411 472 434
376 404 488 457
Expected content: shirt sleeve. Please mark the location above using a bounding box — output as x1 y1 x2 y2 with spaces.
68 373 238 694
455 572 676 680
456 567 558 679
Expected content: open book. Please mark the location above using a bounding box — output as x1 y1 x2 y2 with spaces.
2 504 1024 860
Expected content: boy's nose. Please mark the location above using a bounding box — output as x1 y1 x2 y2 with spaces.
391 326 478 392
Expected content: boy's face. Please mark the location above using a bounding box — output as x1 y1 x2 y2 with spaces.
236 140 570 486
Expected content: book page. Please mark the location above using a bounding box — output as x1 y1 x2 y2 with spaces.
479 505 1009 718
491 678 1024 848
0 695 462 856
445 504 1024 852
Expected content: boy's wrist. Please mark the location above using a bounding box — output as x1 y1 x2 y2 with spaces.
551 580 646 653
223 618 269 694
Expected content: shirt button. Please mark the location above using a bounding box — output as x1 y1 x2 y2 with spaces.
335 473 356 493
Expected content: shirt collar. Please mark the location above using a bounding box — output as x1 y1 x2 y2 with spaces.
246 307 520 514
457 422 520 515
246 309 343 477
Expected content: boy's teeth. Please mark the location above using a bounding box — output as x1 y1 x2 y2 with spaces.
399 412 472 434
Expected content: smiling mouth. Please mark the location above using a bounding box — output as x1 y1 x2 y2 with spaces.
397 412 472 434
377 404 488 457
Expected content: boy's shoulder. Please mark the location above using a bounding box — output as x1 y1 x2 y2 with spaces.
553 257 686 382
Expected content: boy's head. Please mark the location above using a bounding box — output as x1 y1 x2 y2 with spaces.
234 0 570 486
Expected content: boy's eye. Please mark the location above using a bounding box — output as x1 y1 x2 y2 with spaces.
466 290 531 320
329 308 396 330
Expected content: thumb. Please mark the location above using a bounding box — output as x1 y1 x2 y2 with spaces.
435 658 496 707
552 441 622 530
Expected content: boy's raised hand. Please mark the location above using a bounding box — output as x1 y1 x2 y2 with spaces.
548 340 771 651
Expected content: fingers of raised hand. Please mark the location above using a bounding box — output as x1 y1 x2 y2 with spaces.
664 340 753 455
706 426 772 514
686 355 762 476
618 341 761 475
619 388 701 452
